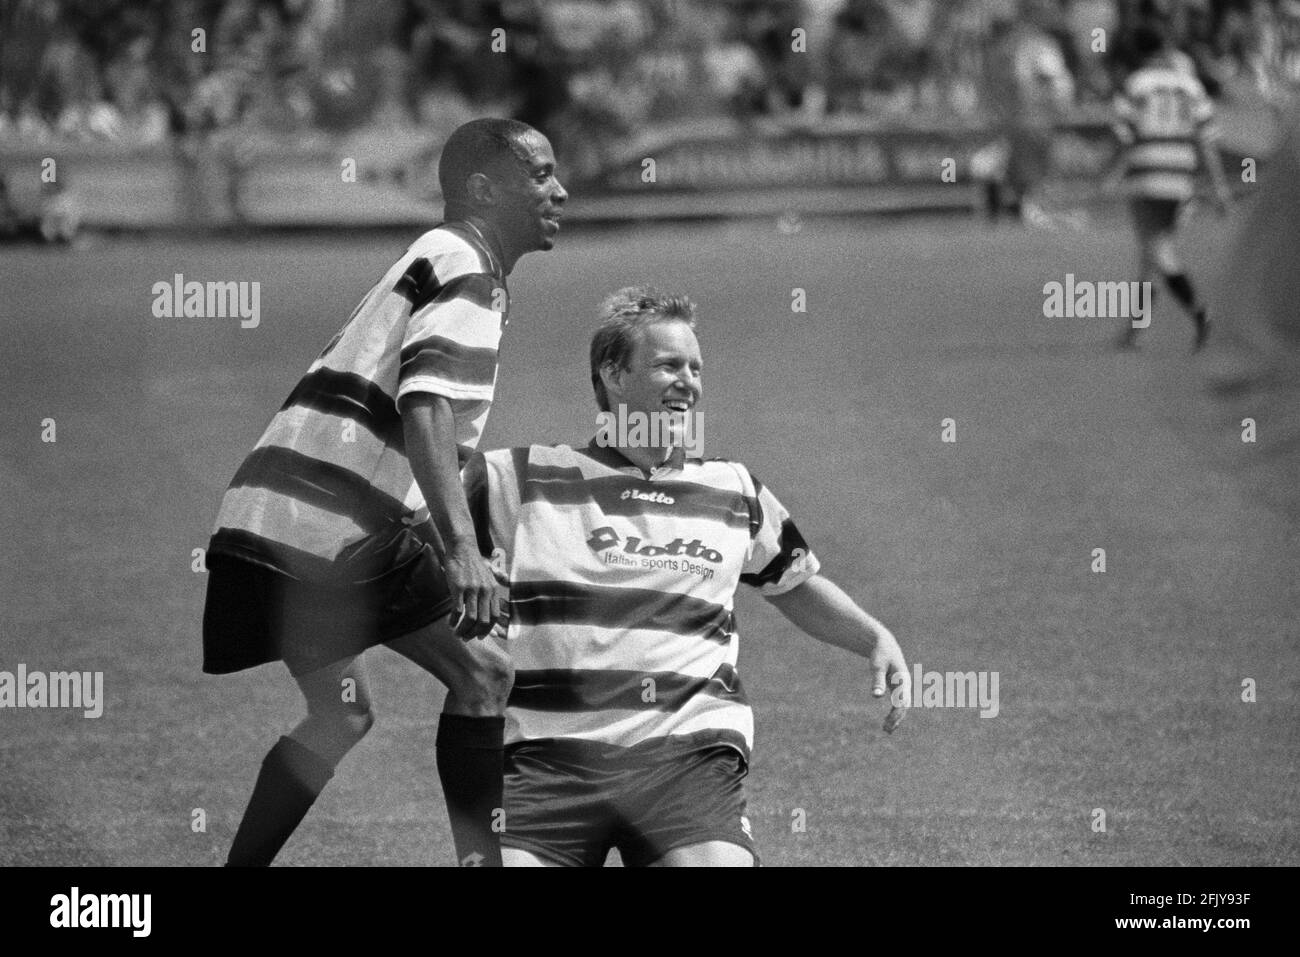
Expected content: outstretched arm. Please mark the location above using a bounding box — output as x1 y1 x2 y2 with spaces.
765 574 910 732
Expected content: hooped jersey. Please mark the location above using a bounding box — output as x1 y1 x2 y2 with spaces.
209 222 509 581
1114 59 1216 201
464 442 820 762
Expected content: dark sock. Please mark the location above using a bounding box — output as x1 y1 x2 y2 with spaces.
984 182 1001 220
436 714 505 867
1164 272 1199 311
226 735 334 867
1139 282 1157 315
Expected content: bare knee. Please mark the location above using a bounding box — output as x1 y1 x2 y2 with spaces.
307 698 375 746
292 656 376 762
444 651 514 717
289 699 375 768
1151 238 1180 275
387 625 514 716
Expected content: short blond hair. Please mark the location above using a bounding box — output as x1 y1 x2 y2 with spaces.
589 286 697 412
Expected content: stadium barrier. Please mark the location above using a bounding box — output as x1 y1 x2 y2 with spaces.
0 113 1261 232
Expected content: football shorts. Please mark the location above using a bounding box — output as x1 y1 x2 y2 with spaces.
202 530 455 676
501 737 757 867
1129 196 1183 237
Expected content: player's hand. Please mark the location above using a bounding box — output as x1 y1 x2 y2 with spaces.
487 605 511 641
444 542 503 640
870 630 910 734
486 549 511 639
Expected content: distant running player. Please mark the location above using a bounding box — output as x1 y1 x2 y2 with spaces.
1111 26 1232 350
203 118 567 866
981 8 1076 223
463 287 910 867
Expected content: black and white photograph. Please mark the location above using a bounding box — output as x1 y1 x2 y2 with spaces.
1 0 1295 917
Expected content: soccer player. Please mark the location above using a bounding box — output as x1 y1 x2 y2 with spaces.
462 287 910 867
202 118 567 866
1111 25 1232 350
981 8 1076 223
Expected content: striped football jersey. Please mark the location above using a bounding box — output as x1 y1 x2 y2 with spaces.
1114 59 1216 201
464 442 820 762
209 222 509 581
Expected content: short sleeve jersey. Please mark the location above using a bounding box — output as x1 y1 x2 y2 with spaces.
1114 60 1216 201
464 442 820 762
209 222 509 581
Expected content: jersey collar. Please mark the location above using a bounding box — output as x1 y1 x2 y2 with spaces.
583 439 686 478
438 217 506 282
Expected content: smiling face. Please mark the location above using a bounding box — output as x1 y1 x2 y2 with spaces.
488 131 567 263
603 319 702 448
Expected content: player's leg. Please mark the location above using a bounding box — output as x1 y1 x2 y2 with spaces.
1131 236 1161 346
388 618 513 716
1007 125 1051 224
226 654 374 866
386 621 513 866
367 526 513 865
617 745 759 868
287 653 376 764
1150 202 1210 346
497 742 614 867
647 841 755 867
1119 199 1162 348
502 848 563 867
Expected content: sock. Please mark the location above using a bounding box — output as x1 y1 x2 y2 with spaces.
226 735 334 866
1139 281 1158 315
984 182 1001 220
436 714 505 867
1164 272 1199 311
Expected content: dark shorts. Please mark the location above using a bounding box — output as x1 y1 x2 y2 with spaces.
1006 126 1054 193
202 541 455 677
1129 197 1183 238
501 739 757 867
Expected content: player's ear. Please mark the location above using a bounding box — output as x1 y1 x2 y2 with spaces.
599 361 624 402
466 172 496 207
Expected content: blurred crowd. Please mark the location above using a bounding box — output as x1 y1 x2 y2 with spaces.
2 0 1297 164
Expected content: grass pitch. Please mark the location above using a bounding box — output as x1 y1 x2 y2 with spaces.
1 213 1296 865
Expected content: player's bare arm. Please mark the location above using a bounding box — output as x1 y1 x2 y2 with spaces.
765 574 911 732
1099 116 1130 196
400 392 501 638
1197 129 1233 215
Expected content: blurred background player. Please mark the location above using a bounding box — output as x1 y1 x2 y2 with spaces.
203 118 567 866
463 288 910 867
980 2 1076 223
0 170 81 244
38 176 81 244
1111 23 1233 350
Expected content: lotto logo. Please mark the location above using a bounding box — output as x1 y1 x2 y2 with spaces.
586 526 723 563
620 488 675 504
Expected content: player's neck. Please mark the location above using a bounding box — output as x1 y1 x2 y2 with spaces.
448 212 512 277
